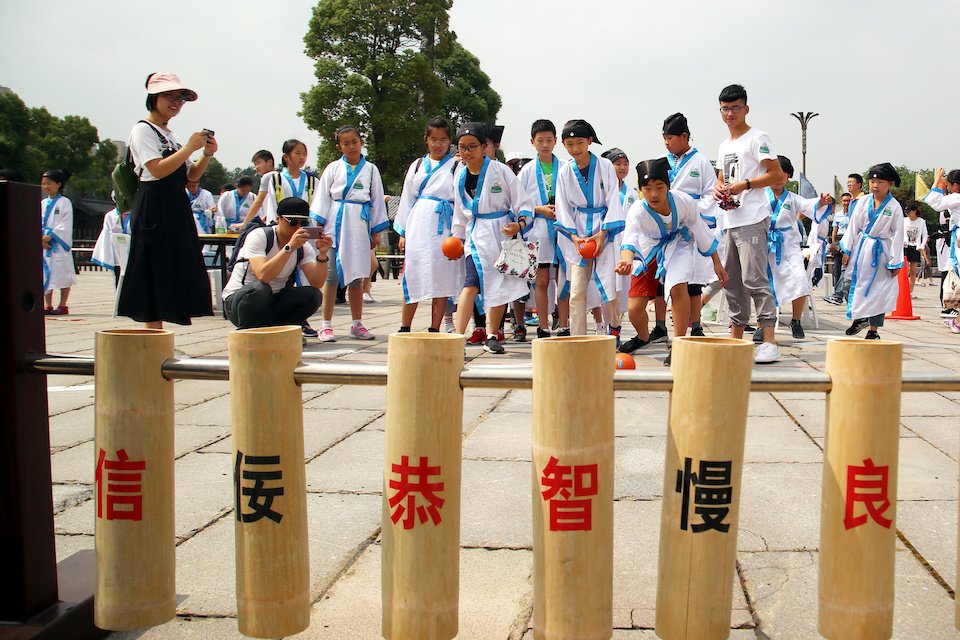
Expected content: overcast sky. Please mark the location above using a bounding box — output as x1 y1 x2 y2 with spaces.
2 0 956 193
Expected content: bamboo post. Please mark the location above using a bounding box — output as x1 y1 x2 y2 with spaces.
94 329 176 630
230 326 309 638
532 336 615 640
656 337 753 640
819 339 903 640
382 333 464 640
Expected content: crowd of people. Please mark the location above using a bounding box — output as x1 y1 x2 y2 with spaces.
28 73 960 361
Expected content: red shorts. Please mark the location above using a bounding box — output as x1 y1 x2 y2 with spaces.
629 260 663 299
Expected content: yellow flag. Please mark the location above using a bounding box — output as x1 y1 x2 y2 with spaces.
915 174 930 201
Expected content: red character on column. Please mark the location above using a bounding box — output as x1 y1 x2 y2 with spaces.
388 455 445 529
540 456 598 531
96 448 146 521
844 457 892 530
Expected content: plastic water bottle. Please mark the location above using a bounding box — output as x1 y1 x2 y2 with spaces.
215 213 227 235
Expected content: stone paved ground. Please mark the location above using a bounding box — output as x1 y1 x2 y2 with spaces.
43 269 960 639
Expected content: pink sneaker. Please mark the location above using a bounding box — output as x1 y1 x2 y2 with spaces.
318 327 337 343
350 322 376 340
951 320 960 334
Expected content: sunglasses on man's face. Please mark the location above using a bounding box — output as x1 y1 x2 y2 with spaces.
283 216 311 227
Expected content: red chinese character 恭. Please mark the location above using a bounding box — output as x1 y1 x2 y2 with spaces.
540 456 598 531
844 457 892 530
96 448 146 521
388 455 445 529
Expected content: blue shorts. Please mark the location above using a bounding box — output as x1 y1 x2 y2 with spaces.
464 256 481 289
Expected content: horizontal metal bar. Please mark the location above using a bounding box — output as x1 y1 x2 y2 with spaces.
21 353 960 393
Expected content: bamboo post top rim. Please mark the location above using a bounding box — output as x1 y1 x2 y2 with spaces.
673 336 753 347
233 325 302 337
536 335 615 344
827 337 904 348
98 329 173 337
388 332 464 343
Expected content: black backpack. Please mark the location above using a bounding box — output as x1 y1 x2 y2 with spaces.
230 224 304 287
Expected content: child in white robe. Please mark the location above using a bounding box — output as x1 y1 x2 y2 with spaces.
394 116 461 332
924 167 960 329
841 163 905 339
40 169 76 314
616 159 726 364
312 126 389 341
92 203 132 287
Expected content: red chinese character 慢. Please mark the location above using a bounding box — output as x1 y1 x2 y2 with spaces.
388 455 445 529
540 456 598 531
96 448 146 521
844 457 892 530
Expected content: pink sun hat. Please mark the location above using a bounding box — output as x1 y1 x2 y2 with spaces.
145 72 198 101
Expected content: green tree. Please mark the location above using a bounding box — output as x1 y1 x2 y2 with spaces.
69 140 117 199
199 156 231 194
301 0 500 192
0 90 31 172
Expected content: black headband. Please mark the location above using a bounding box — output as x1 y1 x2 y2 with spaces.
561 119 601 145
455 122 489 144
602 148 628 164
662 112 690 137
867 163 901 187
636 158 671 188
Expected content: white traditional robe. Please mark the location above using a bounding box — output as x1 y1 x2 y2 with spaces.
664 148 721 285
764 190 830 306
217 189 255 226
555 153 624 304
925 188 960 273
41 195 76 292
840 194 905 319
394 154 462 303
614 181 639 313
311 156 389 285
518 154 561 266
621 190 718 293
451 157 534 311
91 208 131 270
187 188 216 234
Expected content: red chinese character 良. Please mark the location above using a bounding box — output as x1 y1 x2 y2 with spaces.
844 457 892 530
540 456 598 532
96 448 146 521
388 455 445 530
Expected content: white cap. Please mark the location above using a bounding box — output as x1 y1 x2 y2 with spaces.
505 151 523 163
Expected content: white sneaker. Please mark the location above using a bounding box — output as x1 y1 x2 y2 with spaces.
363 292 376 303
754 342 781 364
445 320 456 333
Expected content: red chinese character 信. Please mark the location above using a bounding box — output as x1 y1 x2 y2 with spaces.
96 448 146 521
388 455 445 530
844 457 892 530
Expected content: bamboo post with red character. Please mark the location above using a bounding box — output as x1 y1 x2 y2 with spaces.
656 337 753 640
230 326 310 638
94 329 176 630
819 339 902 640
531 336 615 639
382 333 464 640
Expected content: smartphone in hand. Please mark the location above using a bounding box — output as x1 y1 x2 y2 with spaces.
304 226 324 239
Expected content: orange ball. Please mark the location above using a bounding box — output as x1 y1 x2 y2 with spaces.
578 238 598 259
441 236 464 260
615 352 636 370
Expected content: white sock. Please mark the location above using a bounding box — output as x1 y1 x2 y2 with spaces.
322 320 332 329
352 319 363 328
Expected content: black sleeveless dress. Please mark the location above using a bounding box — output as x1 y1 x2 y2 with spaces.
117 139 213 324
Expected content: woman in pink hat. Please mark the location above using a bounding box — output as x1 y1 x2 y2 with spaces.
116 71 218 327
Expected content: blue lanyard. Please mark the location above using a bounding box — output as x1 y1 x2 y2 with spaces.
458 156 490 218
341 156 367 199
282 169 307 199
535 155 559 204
121 213 130 234
417 154 452 196
666 148 697 183
233 191 247 221
619 182 628 206
571 154 597 208
42 195 60 228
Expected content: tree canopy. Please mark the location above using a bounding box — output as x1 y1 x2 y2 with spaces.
300 0 501 192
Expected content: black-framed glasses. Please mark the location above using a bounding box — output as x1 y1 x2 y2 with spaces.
719 106 745 114
282 216 310 227
458 143 481 153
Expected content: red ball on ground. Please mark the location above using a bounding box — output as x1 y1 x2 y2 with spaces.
615 352 636 370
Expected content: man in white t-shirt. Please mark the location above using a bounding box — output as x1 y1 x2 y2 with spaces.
222 198 332 330
713 84 785 364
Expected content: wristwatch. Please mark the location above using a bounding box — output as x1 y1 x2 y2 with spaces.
283 244 292 253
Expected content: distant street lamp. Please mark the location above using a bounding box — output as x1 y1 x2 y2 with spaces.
789 111 819 176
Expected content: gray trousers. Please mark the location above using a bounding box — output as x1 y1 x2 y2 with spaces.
723 219 777 328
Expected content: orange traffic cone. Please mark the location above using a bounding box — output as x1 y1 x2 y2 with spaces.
886 266 920 320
